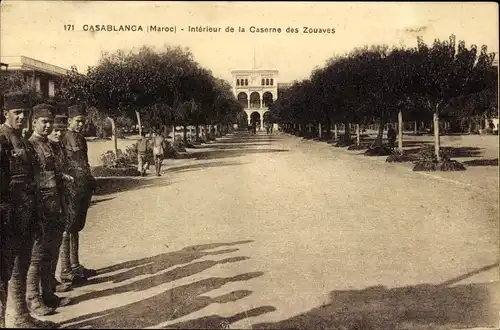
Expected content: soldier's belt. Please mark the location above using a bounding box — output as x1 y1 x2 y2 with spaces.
9 179 37 192
39 171 57 189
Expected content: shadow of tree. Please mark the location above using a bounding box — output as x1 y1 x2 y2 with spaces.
93 176 176 196
176 149 289 160
164 160 249 174
463 159 499 167
193 143 274 150
164 306 277 329
60 272 265 329
253 264 500 330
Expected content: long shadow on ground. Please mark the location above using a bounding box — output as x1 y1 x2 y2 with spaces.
463 159 499 167
163 160 249 174
164 306 277 329
253 263 500 330
93 176 175 196
193 143 273 149
61 273 267 329
59 240 260 328
95 240 254 281
176 148 289 160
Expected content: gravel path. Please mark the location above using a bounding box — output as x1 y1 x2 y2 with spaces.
47 131 498 329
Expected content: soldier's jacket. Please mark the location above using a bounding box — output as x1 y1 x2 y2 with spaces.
61 130 94 192
49 140 70 216
0 136 11 232
0 124 40 235
29 133 62 219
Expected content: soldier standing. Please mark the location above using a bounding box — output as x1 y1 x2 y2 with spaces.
27 105 72 317
47 114 73 294
0 125 12 328
59 105 97 285
0 91 56 328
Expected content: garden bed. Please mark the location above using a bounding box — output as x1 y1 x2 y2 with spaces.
364 146 392 156
385 153 417 163
347 144 368 151
91 165 140 177
413 159 466 171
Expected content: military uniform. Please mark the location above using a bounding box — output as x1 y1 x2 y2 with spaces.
27 105 71 317
60 105 97 284
0 135 12 328
0 92 56 329
48 115 72 293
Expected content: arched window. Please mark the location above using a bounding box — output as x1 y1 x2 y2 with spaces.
270 78 274 85
261 78 265 86
236 79 240 86
266 78 269 86
245 79 248 86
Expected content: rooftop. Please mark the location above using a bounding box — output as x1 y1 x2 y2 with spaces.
0 56 70 76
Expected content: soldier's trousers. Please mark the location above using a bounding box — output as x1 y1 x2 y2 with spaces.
27 218 64 302
3 188 38 323
66 186 92 234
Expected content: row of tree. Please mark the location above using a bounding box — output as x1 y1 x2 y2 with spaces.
269 35 498 158
55 45 243 153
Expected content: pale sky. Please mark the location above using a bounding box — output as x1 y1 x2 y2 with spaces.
1 1 498 83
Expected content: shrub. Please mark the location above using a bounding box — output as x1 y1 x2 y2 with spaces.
364 146 391 156
412 145 466 171
173 140 186 153
99 150 131 168
91 165 140 177
333 140 354 148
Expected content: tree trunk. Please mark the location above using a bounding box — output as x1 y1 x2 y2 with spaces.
433 111 440 159
183 125 187 143
195 125 200 138
374 117 386 148
318 123 322 139
107 116 118 155
398 111 404 153
172 125 175 144
135 110 142 137
334 123 338 141
414 121 417 135
344 121 351 143
356 124 360 146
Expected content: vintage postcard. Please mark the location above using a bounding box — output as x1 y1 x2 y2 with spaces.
0 1 498 329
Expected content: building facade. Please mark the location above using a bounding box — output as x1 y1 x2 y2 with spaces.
0 55 70 100
231 68 279 130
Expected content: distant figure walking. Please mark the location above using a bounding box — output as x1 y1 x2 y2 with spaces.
152 129 166 176
137 131 149 176
387 124 397 151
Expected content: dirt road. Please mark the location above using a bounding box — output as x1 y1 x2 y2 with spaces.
49 131 498 329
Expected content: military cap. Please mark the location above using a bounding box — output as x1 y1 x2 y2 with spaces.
55 102 69 116
68 104 86 118
32 103 55 119
53 115 68 130
2 91 31 110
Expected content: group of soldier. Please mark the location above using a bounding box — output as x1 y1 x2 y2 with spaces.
1 91 97 328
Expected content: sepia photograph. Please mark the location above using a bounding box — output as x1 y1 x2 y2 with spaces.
0 1 499 329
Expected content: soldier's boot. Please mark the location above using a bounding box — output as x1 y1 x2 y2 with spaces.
50 242 72 293
5 267 57 328
0 282 7 328
59 233 79 285
42 292 71 309
26 258 55 317
70 233 97 280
